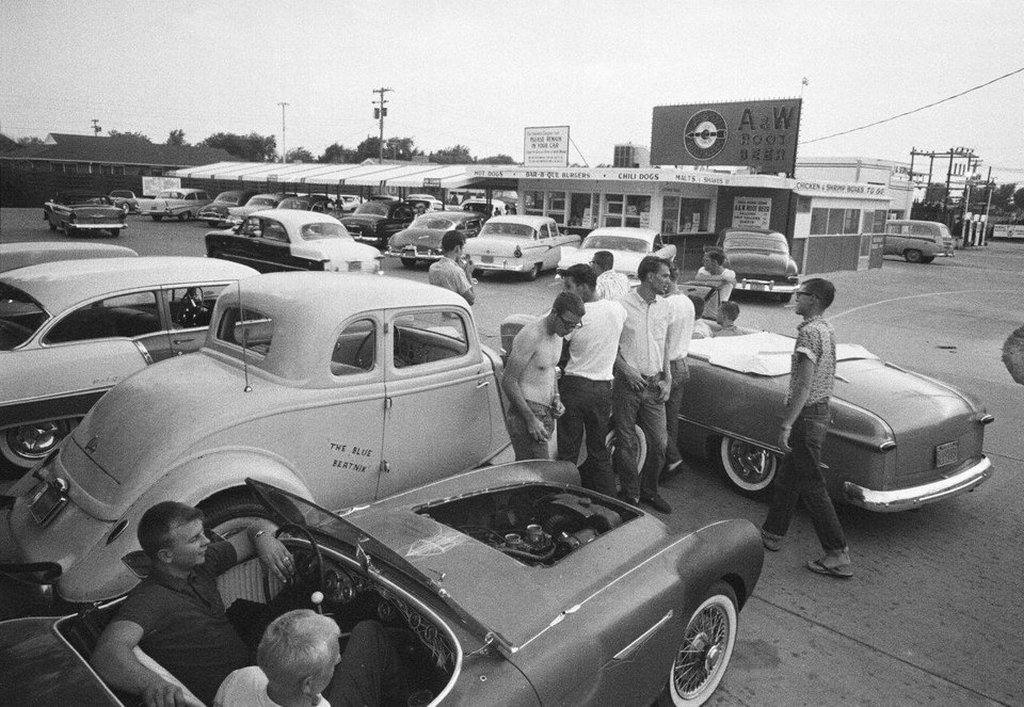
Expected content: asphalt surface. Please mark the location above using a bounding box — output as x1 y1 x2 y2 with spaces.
1 209 1022 705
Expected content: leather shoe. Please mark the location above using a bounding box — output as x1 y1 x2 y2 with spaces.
617 492 640 507
640 493 672 514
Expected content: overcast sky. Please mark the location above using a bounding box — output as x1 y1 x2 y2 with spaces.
2 0 1021 182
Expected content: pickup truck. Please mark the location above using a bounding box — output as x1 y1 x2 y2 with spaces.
0 272 512 603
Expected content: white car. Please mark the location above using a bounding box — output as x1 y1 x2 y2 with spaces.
334 194 365 214
0 242 137 273
143 188 213 222
464 215 579 281
0 257 258 477
205 209 383 274
557 226 677 280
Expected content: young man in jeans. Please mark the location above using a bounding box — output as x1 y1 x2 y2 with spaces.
760 278 852 578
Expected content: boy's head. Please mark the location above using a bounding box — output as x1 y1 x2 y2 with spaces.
258 609 342 700
716 300 740 326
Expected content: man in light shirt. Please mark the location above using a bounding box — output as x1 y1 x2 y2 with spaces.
592 250 630 301
694 248 736 316
557 263 627 495
663 264 696 477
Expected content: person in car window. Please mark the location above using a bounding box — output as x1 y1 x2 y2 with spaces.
179 287 207 328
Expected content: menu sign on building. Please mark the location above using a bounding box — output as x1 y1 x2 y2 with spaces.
524 126 570 168
650 99 801 176
732 196 772 229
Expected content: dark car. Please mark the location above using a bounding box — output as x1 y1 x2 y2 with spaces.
42 192 127 237
338 199 416 248
717 228 800 302
386 211 485 267
197 189 260 227
108 190 139 214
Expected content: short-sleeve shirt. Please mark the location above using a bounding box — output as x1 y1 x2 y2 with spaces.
664 293 695 361
114 542 249 705
564 298 627 381
428 257 472 299
695 267 736 302
789 315 836 405
214 666 332 707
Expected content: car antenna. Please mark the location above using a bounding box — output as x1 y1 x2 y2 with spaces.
237 279 252 393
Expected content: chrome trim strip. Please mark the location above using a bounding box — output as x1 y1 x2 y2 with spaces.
843 456 993 512
612 610 673 660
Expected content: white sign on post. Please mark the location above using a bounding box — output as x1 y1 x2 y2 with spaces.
732 196 772 229
142 176 182 196
524 126 570 168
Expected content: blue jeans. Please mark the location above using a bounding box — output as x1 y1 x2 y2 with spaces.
612 376 667 500
762 400 847 552
506 400 555 461
664 358 689 467
556 375 616 496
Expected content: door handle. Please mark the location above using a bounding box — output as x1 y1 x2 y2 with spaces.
172 339 193 345
476 380 490 389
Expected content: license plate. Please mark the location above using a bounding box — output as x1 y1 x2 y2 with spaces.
935 441 959 467
29 481 68 526
347 261 362 272
750 283 766 291
482 256 493 264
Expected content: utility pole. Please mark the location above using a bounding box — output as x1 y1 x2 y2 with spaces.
277 102 289 163
372 87 393 162
91 119 101 135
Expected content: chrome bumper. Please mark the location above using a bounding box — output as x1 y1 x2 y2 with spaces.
734 279 799 294
71 223 125 230
473 259 531 272
387 248 441 261
843 456 993 512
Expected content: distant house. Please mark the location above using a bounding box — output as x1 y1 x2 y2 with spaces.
0 133 237 207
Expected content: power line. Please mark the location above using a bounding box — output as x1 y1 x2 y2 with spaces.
801 65 1024 145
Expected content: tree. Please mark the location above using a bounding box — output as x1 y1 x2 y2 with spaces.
353 135 420 162
108 130 152 143
318 142 357 163
477 153 516 165
0 134 17 152
1013 186 1024 212
200 132 277 162
167 129 186 146
286 147 315 163
430 145 473 164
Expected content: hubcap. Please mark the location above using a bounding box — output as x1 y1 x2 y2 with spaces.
729 441 772 483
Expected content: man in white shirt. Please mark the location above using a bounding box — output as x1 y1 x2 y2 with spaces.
613 255 674 513
694 248 736 315
592 250 630 301
556 263 627 496
428 231 475 305
663 264 696 477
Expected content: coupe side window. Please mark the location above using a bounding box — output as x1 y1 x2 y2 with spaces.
331 319 376 376
170 284 229 329
392 310 469 369
45 291 161 344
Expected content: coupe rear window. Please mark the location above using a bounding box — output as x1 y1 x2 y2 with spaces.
0 284 48 350
216 306 274 356
724 234 787 253
479 223 535 238
412 217 454 230
300 223 350 241
215 194 242 205
247 197 279 208
354 202 389 216
581 235 648 253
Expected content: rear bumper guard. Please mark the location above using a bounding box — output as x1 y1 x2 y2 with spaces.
843 456 993 512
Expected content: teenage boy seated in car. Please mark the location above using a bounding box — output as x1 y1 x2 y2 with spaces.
92 501 405 707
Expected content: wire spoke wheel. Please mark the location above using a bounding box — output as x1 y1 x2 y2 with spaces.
720 437 778 493
665 582 738 705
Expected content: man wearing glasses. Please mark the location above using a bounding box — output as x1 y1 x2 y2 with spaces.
503 291 586 460
760 278 853 579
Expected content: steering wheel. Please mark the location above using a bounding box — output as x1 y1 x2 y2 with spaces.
275 523 324 591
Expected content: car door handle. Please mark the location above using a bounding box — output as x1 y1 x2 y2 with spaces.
172 338 195 345
476 380 490 389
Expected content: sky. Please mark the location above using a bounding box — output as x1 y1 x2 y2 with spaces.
2 0 1022 183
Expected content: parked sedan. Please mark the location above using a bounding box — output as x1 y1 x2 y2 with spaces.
0 257 257 478
717 228 800 301
0 273 511 602
0 467 762 706
42 192 127 237
338 199 416 248
557 227 676 280
108 190 139 214
206 210 383 274
143 188 212 222
465 215 578 281
197 189 260 227
386 211 485 267
225 192 290 226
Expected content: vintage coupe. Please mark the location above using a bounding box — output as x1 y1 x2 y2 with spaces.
557 227 676 280
42 192 127 237
0 257 257 478
0 242 137 273
338 198 417 248
0 274 512 602
143 188 212 221
717 228 800 301
0 468 763 706
386 211 485 267
465 216 578 281
197 189 260 226
205 210 383 274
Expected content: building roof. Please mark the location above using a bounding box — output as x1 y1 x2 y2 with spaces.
169 160 476 189
1 133 236 167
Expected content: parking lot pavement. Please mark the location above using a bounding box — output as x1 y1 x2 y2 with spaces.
2 209 1023 703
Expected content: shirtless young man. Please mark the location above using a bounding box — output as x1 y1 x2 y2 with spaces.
502 291 586 460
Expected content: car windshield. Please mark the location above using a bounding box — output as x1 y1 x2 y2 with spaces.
724 234 787 253
354 202 388 216
479 222 535 238
248 197 279 208
63 194 108 205
412 216 453 230
0 283 49 350
581 235 649 253
300 222 350 241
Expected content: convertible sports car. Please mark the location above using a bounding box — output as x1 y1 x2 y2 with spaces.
386 211 485 267
465 216 579 281
0 257 257 477
42 192 127 237
717 228 800 302
205 209 383 274
0 467 763 706
557 227 676 280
